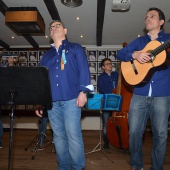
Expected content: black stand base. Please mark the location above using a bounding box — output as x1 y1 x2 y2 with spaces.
85 111 114 163
25 132 52 160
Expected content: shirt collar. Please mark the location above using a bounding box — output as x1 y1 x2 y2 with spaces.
147 30 164 40
51 39 69 52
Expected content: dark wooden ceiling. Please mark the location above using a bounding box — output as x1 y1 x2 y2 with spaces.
0 0 170 49
0 0 107 49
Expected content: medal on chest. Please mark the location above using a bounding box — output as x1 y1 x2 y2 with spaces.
61 49 66 70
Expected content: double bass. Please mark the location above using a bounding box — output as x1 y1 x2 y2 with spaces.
106 42 133 152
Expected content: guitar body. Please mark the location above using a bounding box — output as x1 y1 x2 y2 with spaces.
121 40 167 85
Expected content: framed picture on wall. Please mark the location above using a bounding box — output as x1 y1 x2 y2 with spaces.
116 61 121 71
88 50 97 61
10 51 19 55
112 62 118 72
89 62 97 73
28 62 37 66
93 86 98 93
19 51 28 62
97 50 107 61
90 74 97 86
29 51 37 62
98 62 103 73
108 50 117 61
2 49 9 55
38 50 47 61
19 62 27 66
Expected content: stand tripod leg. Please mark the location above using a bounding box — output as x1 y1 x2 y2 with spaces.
85 110 114 163
25 116 53 160
25 131 52 160
85 111 102 154
8 107 14 170
24 133 41 151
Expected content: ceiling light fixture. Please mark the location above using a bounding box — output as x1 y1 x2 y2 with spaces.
61 0 83 8
112 0 131 12
5 7 45 35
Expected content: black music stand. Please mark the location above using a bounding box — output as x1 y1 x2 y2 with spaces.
0 66 52 170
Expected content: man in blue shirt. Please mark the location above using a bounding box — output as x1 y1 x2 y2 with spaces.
117 7 170 170
35 20 93 170
97 58 118 150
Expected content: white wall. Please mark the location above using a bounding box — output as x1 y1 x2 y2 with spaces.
2 116 101 130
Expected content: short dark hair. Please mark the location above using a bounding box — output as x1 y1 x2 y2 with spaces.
101 58 111 66
147 7 165 29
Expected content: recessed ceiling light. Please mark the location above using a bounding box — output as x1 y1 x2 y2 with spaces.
61 0 83 8
77 17 80 20
80 35 83 38
138 35 140 37
12 36 14 39
45 35 48 38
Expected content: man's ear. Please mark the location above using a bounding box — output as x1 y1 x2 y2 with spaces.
64 28 67 35
160 19 164 27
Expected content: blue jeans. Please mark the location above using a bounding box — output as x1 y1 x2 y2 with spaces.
102 111 111 146
129 94 170 170
47 99 85 170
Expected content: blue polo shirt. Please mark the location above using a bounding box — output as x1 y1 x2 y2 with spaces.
98 71 119 94
116 31 170 97
40 39 91 101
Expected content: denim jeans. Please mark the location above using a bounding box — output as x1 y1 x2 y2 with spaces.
102 111 111 146
129 94 170 170
47 99 85 170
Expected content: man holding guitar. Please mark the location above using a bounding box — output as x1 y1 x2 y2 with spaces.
117 7 170 170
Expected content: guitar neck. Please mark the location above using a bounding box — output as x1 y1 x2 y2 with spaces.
152 40 170 56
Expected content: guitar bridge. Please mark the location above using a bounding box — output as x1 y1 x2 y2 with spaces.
130 60 138 75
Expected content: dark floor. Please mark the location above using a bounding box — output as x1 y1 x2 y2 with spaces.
0 129 170 170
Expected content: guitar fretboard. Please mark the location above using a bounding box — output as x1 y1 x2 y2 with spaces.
152 40 170 56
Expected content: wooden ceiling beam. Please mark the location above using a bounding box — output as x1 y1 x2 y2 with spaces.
22 34 39 48
0 1 10 48
0 0 8 15
43 0 61 20
0 1 41 48
0 39 10 49
96 0 106 46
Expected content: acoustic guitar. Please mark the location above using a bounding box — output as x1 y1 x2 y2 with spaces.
121 39 170 85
